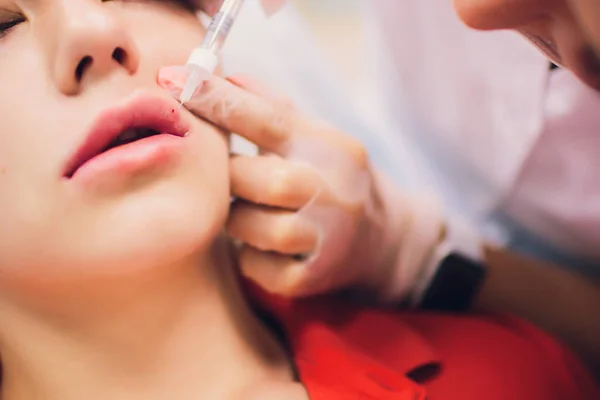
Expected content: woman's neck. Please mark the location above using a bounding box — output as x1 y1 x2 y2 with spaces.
0 237 292 400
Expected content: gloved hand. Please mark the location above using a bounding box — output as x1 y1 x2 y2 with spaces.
158 67 445 302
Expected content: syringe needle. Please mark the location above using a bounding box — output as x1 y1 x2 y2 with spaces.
179 0 244 105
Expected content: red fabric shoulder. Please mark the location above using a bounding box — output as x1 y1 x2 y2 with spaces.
247 283 599 400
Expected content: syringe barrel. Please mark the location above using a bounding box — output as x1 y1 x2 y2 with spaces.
200 0 245 54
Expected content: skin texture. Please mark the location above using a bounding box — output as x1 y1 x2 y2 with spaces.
0 1 298 399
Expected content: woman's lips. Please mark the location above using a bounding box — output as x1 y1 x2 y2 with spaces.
64 93 189 181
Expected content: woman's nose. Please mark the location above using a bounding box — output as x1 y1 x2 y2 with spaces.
51 3 140 95
453 0 560 30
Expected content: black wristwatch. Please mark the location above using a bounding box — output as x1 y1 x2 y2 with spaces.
409 216 488 311
419 252 487 311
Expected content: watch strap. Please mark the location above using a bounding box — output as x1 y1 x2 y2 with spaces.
409 214 487 310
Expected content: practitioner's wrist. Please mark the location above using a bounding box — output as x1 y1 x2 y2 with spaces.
409 214 488 311
376 190 445 304
366 171 412 293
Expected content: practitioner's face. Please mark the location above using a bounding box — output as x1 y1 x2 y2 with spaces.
453 0 600 91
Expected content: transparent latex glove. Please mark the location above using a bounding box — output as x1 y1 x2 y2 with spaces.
158 67 444 301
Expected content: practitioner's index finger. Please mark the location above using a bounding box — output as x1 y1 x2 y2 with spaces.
186 75 295 154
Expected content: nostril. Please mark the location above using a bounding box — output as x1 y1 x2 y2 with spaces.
75 56 93 81
112 47 127 65
74 48 127 82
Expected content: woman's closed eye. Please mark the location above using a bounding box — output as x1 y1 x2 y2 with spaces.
0 12 25 40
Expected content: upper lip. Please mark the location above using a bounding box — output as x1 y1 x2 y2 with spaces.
63 92 188 178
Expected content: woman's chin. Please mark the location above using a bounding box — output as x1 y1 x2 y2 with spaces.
82 220 221 277
0 221 221 310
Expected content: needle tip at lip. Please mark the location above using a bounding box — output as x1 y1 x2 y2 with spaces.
63 93 189 179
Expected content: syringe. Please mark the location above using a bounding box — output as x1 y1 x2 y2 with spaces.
179 0 245 104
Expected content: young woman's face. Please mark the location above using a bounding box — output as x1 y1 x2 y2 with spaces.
0 0 230 300
453 0 600 91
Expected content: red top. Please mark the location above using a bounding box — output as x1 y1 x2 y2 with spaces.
250 286 599 400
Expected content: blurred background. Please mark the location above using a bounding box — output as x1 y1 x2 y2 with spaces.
290 0 369 102
225 0 396 170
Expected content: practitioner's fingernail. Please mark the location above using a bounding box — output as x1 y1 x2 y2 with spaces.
158 66 188 97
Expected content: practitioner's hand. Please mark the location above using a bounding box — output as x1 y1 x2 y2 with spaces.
192 0 285 16
158 68 445 302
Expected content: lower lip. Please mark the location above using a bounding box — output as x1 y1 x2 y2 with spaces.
68 134 185 183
